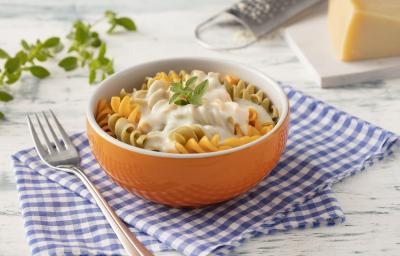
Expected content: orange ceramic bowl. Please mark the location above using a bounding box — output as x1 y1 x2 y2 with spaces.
86 57 289 207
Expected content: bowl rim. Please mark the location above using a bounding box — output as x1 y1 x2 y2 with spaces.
87 57 289 159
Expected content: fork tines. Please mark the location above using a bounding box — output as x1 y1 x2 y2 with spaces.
27 110 73 156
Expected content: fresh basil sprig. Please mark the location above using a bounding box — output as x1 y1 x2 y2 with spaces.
169 76 209 106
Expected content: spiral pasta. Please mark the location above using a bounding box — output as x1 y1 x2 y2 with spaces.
224 75 279 121
95 99 114 136
110 95 141 124
142 70 189 90
248 108 274 135
169 125 221 153
146 79 170 110
169 125 262 154
95 70 280 154
108 113 147 147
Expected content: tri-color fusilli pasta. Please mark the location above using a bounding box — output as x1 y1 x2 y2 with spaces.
223 75 279 122
95 70 279 153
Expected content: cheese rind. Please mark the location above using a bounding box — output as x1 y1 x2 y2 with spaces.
328 0 400 61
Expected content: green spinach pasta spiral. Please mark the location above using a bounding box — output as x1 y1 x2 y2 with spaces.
108 113 147 147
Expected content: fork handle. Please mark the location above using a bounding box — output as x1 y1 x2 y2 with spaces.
68 166 153 256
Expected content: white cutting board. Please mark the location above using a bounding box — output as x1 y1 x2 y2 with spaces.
284 4 400 88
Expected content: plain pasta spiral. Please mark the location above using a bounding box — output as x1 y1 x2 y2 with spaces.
95 70 280 153
110 95 141 124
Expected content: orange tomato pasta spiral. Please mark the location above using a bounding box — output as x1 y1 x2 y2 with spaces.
95 99 114 136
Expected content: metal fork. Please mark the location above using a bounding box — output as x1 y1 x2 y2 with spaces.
27 110 153 256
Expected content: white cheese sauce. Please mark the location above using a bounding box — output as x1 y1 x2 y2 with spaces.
135 70 272 152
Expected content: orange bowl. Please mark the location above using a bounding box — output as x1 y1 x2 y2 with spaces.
86 57 289 207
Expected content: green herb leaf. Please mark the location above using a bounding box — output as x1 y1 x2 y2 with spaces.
80 50 93 66
16 51 27 64
97 42 106 60
5 57 20 73
194 80 208 96
101 71 106 81
169 92 180 104
6 70 21 84
174 99 189 106
89 68 96 84
115 17 136 31
74 21 89 44
105 10 116 19
99 57 110 66
91 31 99 38
188 94 202 106
89 31 101 47
67 45 77 53
30 66 50 78
185 76 197 88
43 37 60 48
183 86 193 93
106 60 114 75
0 91 13 102
105 10 136 34
0 10 138 121
21 40 30 50
0 48 10 59
90 37 101 47
58 56 78 71
75 26 88 44
89 59 100 70
169 77 209 106
35 52 47 62
170 82 183 93
0 111 4 119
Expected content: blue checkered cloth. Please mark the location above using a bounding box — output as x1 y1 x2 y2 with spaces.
12 87 399 256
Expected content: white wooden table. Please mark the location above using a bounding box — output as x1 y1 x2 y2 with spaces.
0 0 399 255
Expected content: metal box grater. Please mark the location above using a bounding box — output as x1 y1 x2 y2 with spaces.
195 0 322 50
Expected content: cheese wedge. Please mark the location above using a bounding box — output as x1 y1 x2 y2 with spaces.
328 0 400 61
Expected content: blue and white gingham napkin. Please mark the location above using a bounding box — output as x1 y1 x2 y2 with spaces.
12 86 400 256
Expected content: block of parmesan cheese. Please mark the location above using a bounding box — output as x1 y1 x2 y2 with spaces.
328 0 400 61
